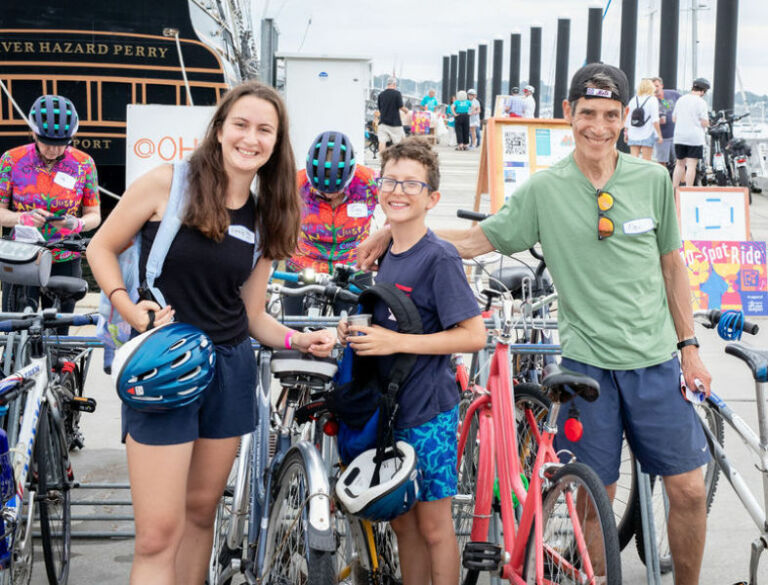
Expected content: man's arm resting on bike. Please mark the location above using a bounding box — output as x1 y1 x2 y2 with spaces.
660 249 712 394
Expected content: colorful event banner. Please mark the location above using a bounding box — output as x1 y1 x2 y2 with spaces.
681 240 768 316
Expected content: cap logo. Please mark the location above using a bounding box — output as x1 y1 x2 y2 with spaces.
585 87 613 98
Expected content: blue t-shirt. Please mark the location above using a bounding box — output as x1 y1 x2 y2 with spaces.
658 89 681 139
374 230 481 429
421 95 439 112
453 99 472 114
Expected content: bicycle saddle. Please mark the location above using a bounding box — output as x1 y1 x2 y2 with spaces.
489 266 552 299
270 349 338 381
541 367 600 403
43 276 88 302
725 343 768 382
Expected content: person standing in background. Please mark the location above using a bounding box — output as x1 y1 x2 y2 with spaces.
523 85 537 118
421 88 439 112
451 91 472 151
504 87 526 118
651 77 681 168
672 78 711 189
377 77 409 154
624 78 662 161
468 89 481 149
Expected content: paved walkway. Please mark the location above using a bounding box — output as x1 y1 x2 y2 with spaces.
33 144 768 583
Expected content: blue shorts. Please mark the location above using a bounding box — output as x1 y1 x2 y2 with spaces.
553 356 710 485
395 405 458 502
122 338 257 445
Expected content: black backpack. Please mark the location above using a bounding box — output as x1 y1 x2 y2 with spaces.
630 96 651 127
325 282 423 446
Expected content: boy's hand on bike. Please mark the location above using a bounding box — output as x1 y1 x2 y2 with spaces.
130 301 174 332
347 325 399 356
294 329 335 357
681 347 712 397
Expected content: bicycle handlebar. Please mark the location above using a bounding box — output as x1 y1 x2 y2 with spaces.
268 283 359 304
694 309 759 335
0 312 98 333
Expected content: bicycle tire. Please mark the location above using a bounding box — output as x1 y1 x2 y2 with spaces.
208 485 240 585
633 403 724 573
37 402 72 585
263 450 335 585
372 522 402 584
524 462 622 585
454 400 480 585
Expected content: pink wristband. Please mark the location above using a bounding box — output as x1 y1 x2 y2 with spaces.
284 330 296 350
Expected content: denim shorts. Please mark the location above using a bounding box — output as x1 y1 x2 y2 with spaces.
553 356 710 485
628 133 658 148
394 405 458 502
122 338 257 445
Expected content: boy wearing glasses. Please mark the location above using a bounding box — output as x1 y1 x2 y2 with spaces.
359 65 711 585
340 137 486 585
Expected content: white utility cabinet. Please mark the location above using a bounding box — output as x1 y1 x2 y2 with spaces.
278 53 372 170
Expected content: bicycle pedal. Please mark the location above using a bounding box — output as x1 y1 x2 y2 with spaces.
462 541 504 572
71 396 97 413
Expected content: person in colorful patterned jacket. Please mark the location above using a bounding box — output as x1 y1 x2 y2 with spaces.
0 94 101 314
283 130 378 314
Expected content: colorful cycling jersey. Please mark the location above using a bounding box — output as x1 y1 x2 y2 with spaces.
0 143 99 262
287 166 378 274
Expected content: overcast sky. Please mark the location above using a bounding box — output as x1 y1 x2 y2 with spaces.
253 0 768 98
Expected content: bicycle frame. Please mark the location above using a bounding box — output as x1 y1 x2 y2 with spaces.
457 338 595 584
701 388 768 584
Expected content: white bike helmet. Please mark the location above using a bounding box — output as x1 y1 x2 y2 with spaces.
336 441 422 522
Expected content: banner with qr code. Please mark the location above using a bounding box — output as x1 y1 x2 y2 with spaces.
681 240 768 316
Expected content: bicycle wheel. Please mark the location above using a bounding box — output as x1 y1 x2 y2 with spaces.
513 383 550 479
454 402 480 584
263 450 334 585
524 462 621 585
633 403 724 573
372 522 401 584
208 484 240 585
36 402 72 585
614 438 638 550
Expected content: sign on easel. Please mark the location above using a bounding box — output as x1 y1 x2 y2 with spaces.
473 118 573 214
676 186 750 241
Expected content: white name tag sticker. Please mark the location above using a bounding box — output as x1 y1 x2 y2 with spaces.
53 172 76 190
228 224 256 244
623 217 655 235
347 202 368 218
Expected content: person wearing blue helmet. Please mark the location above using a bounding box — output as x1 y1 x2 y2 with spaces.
282 130 379 315
0 95 101 324
87 81 334 585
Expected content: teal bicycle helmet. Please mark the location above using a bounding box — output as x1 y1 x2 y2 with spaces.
111 322 215 411
306 131 356 194
29 95 79 145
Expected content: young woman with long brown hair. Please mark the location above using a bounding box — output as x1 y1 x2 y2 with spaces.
87 80 333 585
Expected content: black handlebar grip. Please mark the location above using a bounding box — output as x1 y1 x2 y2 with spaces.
704 308 759 335
456 209 489 222
743 320 760 335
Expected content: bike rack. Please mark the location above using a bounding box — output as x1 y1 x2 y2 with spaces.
637 461 666 585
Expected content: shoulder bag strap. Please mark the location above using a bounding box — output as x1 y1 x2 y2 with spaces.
144 161 188 306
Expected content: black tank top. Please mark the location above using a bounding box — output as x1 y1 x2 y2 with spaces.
139 197 257 345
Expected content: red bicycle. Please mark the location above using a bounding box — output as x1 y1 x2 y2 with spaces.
453 295 621 585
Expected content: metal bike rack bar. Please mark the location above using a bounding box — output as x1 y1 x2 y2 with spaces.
637 461 664 585
66 482 135 539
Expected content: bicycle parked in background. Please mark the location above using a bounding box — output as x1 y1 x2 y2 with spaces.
0 311 97 585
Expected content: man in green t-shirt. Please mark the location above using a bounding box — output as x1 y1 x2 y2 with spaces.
358 63 711 585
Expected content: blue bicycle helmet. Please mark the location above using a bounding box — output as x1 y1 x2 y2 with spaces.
336 441 422 522
28 95 79 145
306 131 356 194
111 322 215 411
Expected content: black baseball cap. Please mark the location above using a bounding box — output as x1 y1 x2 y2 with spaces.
568 63 630 106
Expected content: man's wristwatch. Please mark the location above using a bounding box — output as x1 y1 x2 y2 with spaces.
677 337 700 351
